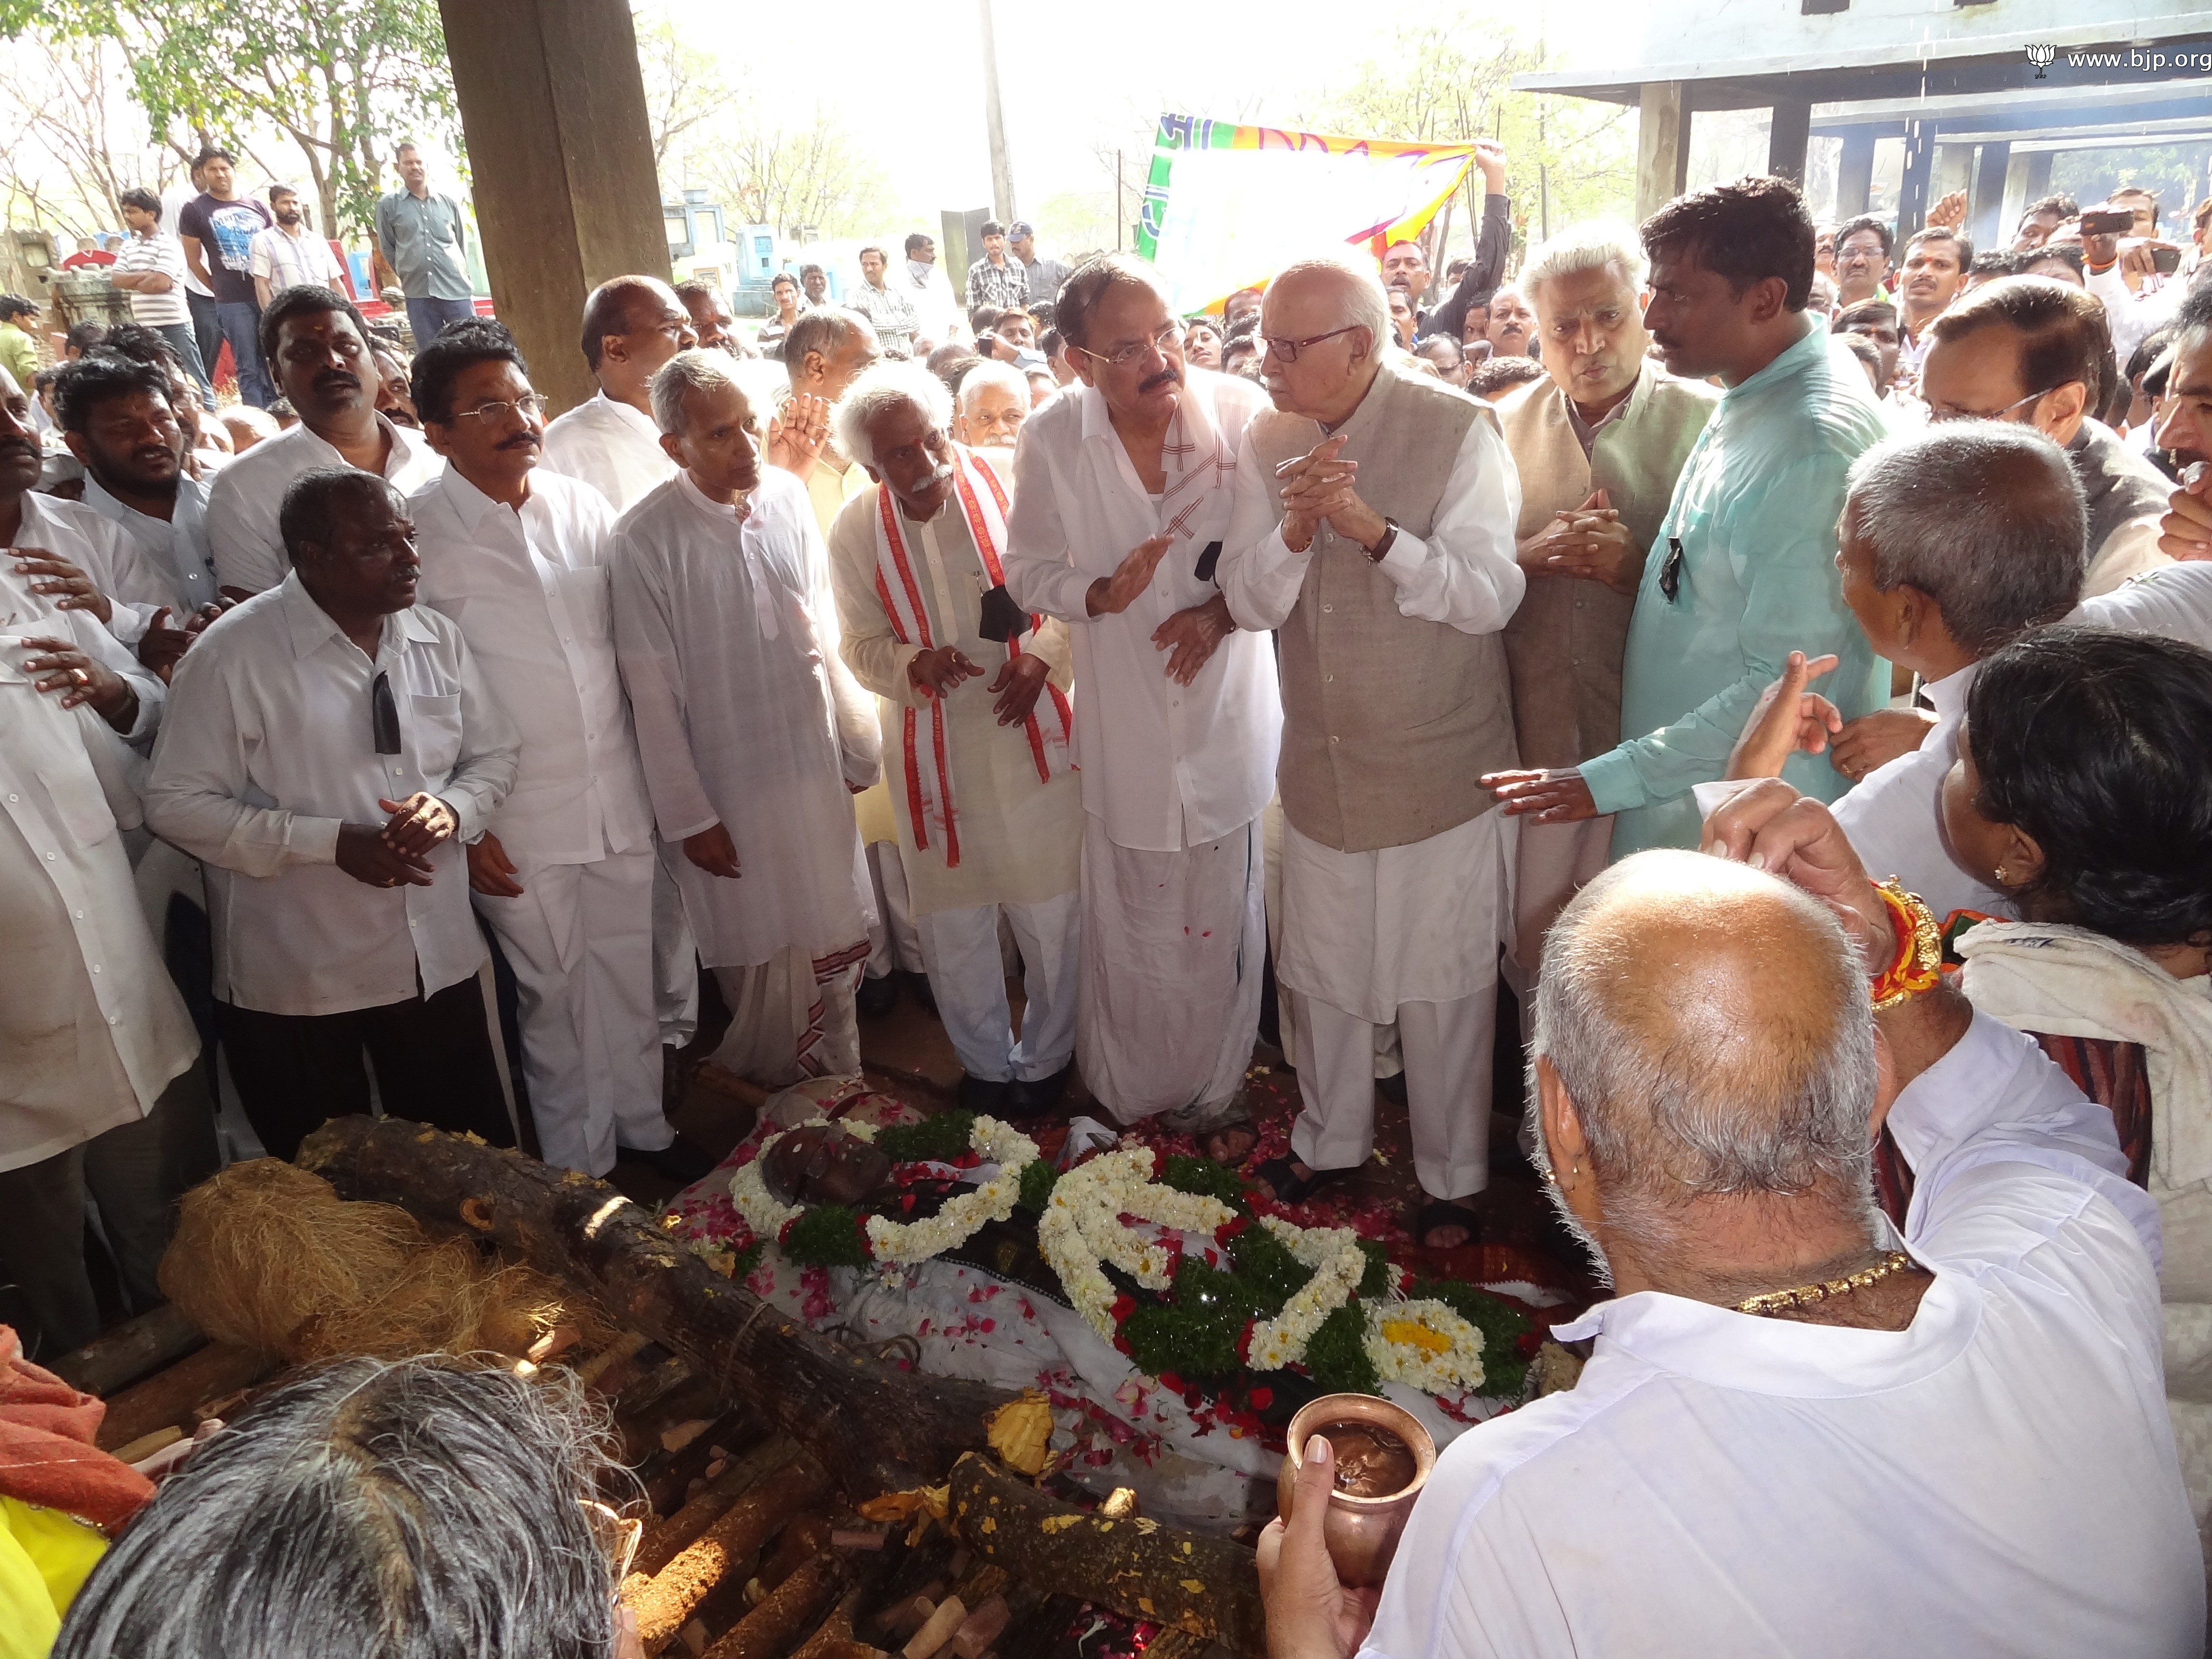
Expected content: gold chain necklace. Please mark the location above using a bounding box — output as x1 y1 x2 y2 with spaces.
1734 1251 1922 1317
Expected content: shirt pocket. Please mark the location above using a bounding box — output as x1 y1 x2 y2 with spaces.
36 760 117 848
409 691 464 782
555 562 613 641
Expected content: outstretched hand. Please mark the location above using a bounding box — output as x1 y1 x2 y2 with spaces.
1725 650 1841 780
1482 767 1597 823
1258 1435 1378 1659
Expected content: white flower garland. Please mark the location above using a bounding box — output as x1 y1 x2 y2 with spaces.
1362 1297 1488 1395
1037 1146 1237 1340
1243 1216 1368 1372
865 1116 1040 1264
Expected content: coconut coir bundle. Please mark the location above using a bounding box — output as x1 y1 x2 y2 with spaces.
157 1158 607 1362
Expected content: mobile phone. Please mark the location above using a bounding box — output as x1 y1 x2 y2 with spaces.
2080 208 2134 237
2153 245 2183 275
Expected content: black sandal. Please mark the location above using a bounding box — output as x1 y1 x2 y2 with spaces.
1414 1197 1483 1250
1252 1156 1352 1205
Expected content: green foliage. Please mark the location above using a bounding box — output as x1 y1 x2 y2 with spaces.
778 1204 870 1270
1161 1154 1248 1208
1355 1239 1395 1299
1302 1300 1381 1395
1121 1259 1264 1384
729 1239 766 1282
875 1110 976 1166
1016 1159 1058 1214
16 0 458 239
1415 1276 1534 1398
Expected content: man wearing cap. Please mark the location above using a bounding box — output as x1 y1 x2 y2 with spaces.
1010 223 1072 307
966 222 1029 315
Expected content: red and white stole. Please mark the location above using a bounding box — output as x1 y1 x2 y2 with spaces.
870 445 1073 868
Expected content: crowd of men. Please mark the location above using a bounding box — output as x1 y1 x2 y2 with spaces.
10 130 2212 1652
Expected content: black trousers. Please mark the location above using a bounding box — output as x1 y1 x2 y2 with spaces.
217 977 516 1162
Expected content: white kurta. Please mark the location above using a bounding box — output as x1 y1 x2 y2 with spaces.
611 468 879 970
542 391 677 514
1365 1011 2198 1658
825 467 1080 919
2077 559 2212 651
144 575 519 1016
205 416 443 596
1003 369 1280 853
410 465 664 1175
79 473 220 620
0 565 195 1172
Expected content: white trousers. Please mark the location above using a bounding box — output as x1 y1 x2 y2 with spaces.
915 889 1081 1084
866 839 925 978
651 853 699 1046
711 942 865 1088
1506 812 1612 995
1078 813 1264 1124
1291 992 1493 1200
473 847 667 1177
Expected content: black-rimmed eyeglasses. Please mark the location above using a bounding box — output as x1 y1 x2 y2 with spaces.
1260 325 1364 364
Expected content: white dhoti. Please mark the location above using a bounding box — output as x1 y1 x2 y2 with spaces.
915 889 1080 1084
711 940 869 1088
1506 812 1612 995
1078 812 1263 1123
866 839 924 977
651 854 699 1045
473 846 665 1176
1279 807 1514 1199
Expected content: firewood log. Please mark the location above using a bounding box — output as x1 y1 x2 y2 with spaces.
636 1433 799 1576
700 1553 845 1659
625 1452 831 1652
95 1343 276 1451
299 1117 1012 1494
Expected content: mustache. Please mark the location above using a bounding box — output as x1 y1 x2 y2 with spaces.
920 462 955 487
1140 367 1183 394
496 431 541 451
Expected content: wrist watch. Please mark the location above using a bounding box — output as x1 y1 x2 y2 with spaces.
1364 517 1399 563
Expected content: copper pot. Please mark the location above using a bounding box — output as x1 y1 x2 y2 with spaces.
1275 1393 1437 1588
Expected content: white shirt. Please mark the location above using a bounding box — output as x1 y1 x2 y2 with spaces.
610 468 879 968
1220 391 1524 637
1365 1011 2198 1658
205 416 443 596
19 489 185 648
248 222 344 295
79 472 219 620
1004 369 1282 853
144 574 519 1016
0 561 194 1170
409 467 652 865
2076 558 2212 651
542 391 676 514
1830 662 2008 922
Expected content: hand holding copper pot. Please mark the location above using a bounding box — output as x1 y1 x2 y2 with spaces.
1275 1393 1438 1589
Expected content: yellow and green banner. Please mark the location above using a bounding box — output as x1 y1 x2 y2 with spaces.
1138 115 1481 314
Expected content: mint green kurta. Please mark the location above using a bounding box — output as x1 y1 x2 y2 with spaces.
1580 324 1891 856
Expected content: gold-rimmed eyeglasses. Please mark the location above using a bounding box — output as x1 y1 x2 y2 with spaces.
453 393 549 424
1260 324 1364 364
1070 322 1182 369
1920 385 2059 424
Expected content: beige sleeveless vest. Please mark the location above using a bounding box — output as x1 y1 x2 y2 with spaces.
1243 358 1518 854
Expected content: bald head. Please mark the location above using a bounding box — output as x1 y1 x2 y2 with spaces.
1536 850 1878 1233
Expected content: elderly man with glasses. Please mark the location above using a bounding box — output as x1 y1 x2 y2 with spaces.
1221 252 1523 1250
407 320 696 1182
1004 253 1278 1158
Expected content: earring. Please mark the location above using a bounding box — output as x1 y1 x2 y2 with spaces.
1993 864 2010 885
1540 1167 1558 1186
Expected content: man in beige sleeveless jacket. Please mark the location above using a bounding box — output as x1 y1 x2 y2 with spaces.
1221 255 1524 1246
1492 225 1718 987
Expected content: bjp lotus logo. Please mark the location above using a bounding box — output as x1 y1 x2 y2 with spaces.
2026 44 2056 77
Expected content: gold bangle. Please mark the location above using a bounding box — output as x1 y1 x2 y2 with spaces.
1869 878 1942 1009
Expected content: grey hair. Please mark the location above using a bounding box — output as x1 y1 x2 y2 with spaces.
833 360 954 468
1271 252 1391 358
956 358 1028 415
649 347 742 436
1845 424 2087 652
1517 222 1648 308
54 1356 633 1659
1529 852 1879 1275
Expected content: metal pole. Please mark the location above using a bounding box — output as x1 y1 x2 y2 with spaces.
979 0 1016 223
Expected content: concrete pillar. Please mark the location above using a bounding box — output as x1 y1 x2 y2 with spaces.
1636 82 1690 223
1934 143 1975 205
1970 141 2010 253
2022 150 2054 203
1836 127 1877 216
2001 149 2035 241
1895 119 1937 237
1768 97 1812 188
436 0 671 417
